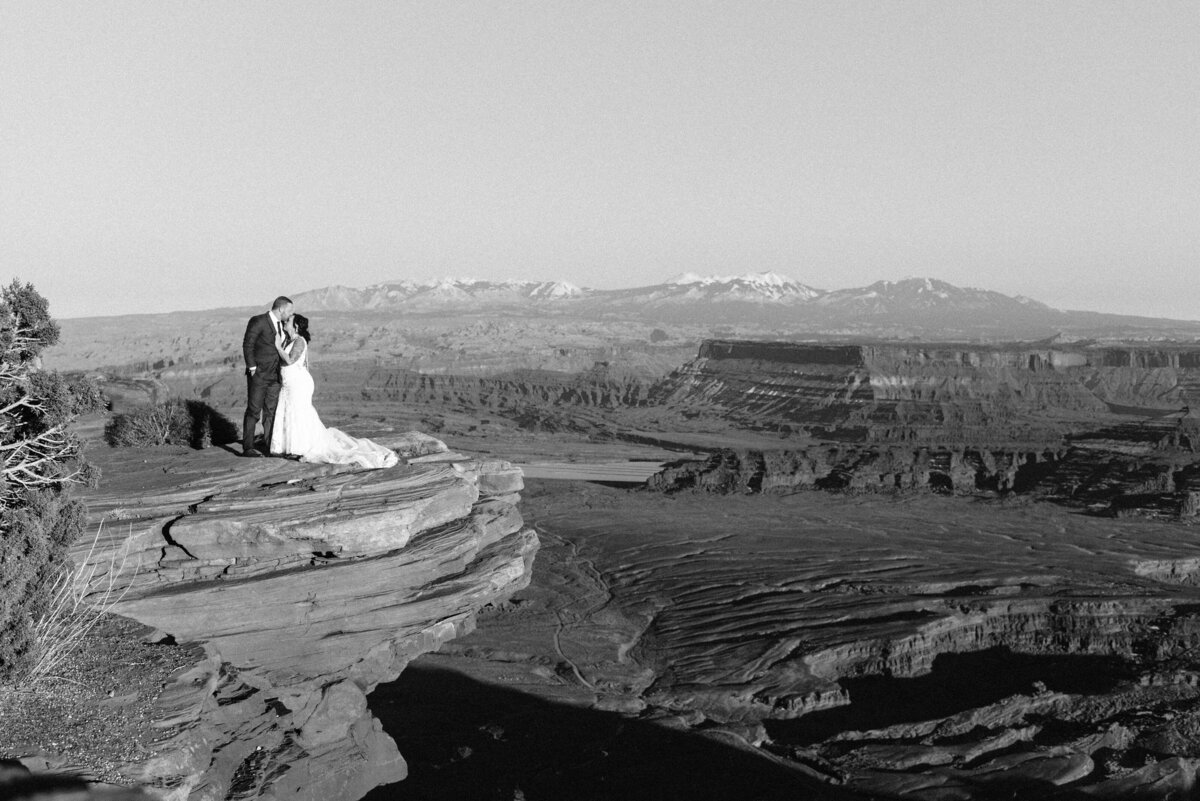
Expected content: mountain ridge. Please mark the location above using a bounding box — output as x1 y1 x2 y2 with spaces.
285 274 1199 336
48 275 1200 362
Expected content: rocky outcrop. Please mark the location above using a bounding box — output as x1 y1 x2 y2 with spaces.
645 341 1200 518
651 340 1200 445
500 484 1200 800
60 434 536 800
646 440 1200 521
648 446 1062 495
358 364 655 415
647 443 1200 521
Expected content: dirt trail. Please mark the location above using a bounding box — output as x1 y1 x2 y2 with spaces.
547 529 611 691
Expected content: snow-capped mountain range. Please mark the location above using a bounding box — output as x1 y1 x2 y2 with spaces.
296 273 1049 316
294 278 586 310
815 277 1049 312
290 274 1200 340
296 272 822 310
663 271 824 302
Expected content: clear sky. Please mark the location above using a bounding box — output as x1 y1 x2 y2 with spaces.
2 2 1197 320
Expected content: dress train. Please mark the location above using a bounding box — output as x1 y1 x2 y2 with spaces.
270 342 398 469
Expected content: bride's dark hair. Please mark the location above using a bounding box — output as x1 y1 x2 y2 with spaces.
292 314 311 343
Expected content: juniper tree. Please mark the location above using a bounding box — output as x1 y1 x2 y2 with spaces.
0 280 103 681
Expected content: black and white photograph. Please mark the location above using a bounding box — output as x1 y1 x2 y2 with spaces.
3 2 1200 799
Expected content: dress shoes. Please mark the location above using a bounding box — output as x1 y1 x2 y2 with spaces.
242 448 265 458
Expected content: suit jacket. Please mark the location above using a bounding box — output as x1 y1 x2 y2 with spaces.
243 312 282 380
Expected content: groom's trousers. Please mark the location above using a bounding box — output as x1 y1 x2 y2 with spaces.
243 370 282 453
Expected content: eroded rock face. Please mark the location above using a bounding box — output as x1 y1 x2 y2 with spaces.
648 440 1200 522
68 437 537 801
646 341 1200 519
482 484 1200 801
648 446 1067 496
651 340 1200 444
358 366 655 412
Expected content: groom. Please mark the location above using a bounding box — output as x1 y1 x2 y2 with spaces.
241 295 293 457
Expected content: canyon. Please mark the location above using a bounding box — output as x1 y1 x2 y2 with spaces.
645 341 1200 516
25 298 1200 798
365 338 1200 799
406 482 1200 799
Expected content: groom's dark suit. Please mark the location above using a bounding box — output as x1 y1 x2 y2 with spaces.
242 312 284 454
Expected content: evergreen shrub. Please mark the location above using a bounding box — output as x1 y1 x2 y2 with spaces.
0 280 103 681
105 399 238 449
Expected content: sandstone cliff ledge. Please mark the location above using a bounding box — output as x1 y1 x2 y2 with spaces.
71 435 538 800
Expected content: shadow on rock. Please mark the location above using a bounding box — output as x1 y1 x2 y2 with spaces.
184 399 240 448
366 665 857 801
0 762 153 800
768 647 1134 747
103 399 238 449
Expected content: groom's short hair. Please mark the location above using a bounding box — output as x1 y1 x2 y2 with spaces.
272 296 293 311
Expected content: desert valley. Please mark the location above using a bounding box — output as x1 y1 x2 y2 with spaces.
3 273 1199 799
6 1 1197 797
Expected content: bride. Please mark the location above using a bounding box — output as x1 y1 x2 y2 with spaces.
270 314 399 469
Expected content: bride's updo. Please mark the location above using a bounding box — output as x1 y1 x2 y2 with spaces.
293 314 311 343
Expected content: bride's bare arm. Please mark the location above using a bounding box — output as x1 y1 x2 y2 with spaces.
274 335 306 365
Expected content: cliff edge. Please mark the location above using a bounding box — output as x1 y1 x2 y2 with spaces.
59 435 537 800
647 340 1200 515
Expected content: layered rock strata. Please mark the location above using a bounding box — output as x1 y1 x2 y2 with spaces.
481 484 1200 800
648 446 1060 495
647 440 1200 521
651 340 1200 444
62 436 536 800
646 341 1200 517
360 363 654 406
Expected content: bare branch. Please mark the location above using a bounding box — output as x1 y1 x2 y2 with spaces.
0 395 38 417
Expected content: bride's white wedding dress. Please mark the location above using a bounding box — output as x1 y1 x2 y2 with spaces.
270 340 399 469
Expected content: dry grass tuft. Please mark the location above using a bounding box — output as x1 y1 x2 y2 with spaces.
0 613 201 785
26 522 139 687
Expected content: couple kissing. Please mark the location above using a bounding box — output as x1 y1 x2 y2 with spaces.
241 296 398 469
